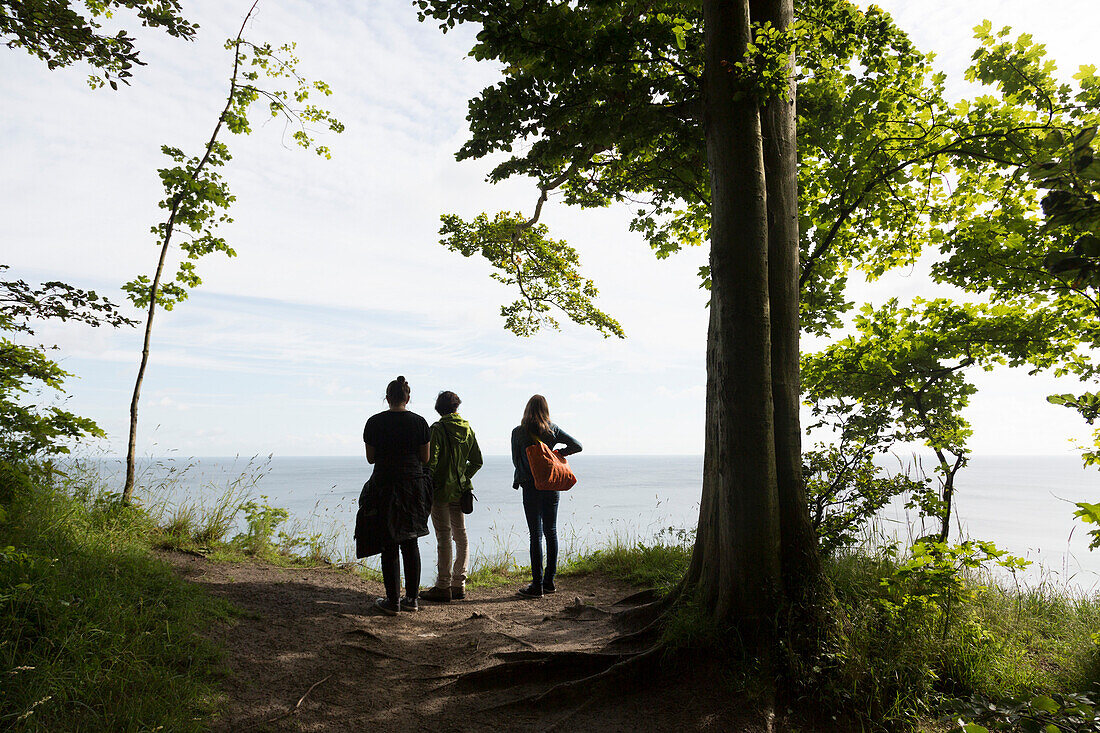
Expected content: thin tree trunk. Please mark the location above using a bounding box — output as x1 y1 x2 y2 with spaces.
933 449 960 542
691 0 780 649
122 1 259 504
123 225 176 502
913 393 959 542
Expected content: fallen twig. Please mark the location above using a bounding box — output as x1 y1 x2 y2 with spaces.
256 674 332 727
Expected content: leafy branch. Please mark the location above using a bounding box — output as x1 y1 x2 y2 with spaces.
121 1 343 502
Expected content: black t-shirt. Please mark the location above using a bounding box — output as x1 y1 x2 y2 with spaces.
363 410 430 473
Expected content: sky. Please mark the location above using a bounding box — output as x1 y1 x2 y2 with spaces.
2 0 1099 458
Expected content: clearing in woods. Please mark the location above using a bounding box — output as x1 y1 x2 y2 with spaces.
164 552 767 732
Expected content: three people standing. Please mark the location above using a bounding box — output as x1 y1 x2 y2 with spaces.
357 382 581 612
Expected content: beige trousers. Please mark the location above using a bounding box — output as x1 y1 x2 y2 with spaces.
430 500 468 589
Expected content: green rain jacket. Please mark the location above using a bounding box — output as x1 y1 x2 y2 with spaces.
427 413 483 503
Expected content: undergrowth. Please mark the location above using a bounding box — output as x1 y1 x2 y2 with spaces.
559 529 1100 732
826 549 1100 729
0 461 233 731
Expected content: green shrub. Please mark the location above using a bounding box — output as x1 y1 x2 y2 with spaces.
233 496 289 556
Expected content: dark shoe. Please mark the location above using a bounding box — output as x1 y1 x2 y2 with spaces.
375 597 399 616
543 582 557 594
400 596 419 612
517 583 543 598
450 586 465 600
420 586 451 603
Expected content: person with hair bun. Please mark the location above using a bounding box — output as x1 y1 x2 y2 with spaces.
511 394 582 598
355 376 433 616
420 390 483 603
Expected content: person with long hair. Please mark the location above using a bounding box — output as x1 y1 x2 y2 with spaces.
510 394 582 598
355 376 433 616
420 390 483 603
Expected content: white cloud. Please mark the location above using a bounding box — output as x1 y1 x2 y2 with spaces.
5 0 1099 458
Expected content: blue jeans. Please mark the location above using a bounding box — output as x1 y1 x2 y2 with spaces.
522 485 560 588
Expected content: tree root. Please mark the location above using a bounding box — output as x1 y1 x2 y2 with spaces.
484 643 666 712
448 651 633 693
343 627 383 643
612 586 679 632
489 629 538 649
465 611 539 648
612 588 660 606
559 599 612 621
338 642 444 668
541 695 597 732
601 623 661 652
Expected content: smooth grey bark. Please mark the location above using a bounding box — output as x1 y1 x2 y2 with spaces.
750 0 827 609
688 0 780 643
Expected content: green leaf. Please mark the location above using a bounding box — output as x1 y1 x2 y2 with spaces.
960 723 989 733
1074 125 1097 151
1028 694 1059 714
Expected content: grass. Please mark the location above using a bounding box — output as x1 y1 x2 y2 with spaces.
0 462 233 732
11 453 1095 732
137 459 339 570
971 582 1100 693
559 528 692 593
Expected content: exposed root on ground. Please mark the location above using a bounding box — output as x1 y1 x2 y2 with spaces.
434 586 687 718
489 629 539 649
611 588 661 606
343 627 383 642
465 612 540 648
336 642 444 667
601 623 662 651
612 586 679 632
559 599 612 621
483 644 667 712
456 586 690 719
449 651 634 692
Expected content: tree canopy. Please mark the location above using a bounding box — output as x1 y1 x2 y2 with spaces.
1 0 197 88
0 266 133 460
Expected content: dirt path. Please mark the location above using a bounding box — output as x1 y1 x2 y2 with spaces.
165 553 765 731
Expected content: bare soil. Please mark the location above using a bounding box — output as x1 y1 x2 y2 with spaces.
163 552 771 732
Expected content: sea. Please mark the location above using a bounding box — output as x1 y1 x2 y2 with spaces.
108 454 1100 593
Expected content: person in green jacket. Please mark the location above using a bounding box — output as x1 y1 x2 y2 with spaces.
420 390 483 602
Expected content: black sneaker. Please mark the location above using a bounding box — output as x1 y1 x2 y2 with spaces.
375 597 399 616
400 596 419 612
543 582 557 594
450 586 465 600
420 586 450 602
517 583 543 598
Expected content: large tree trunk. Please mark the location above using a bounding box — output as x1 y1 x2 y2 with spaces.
687 0 780 651
750 0 827 613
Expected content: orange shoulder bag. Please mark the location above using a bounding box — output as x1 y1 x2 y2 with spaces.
525 432 577 491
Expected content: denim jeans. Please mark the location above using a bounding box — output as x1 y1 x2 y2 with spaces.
521 485 560 588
